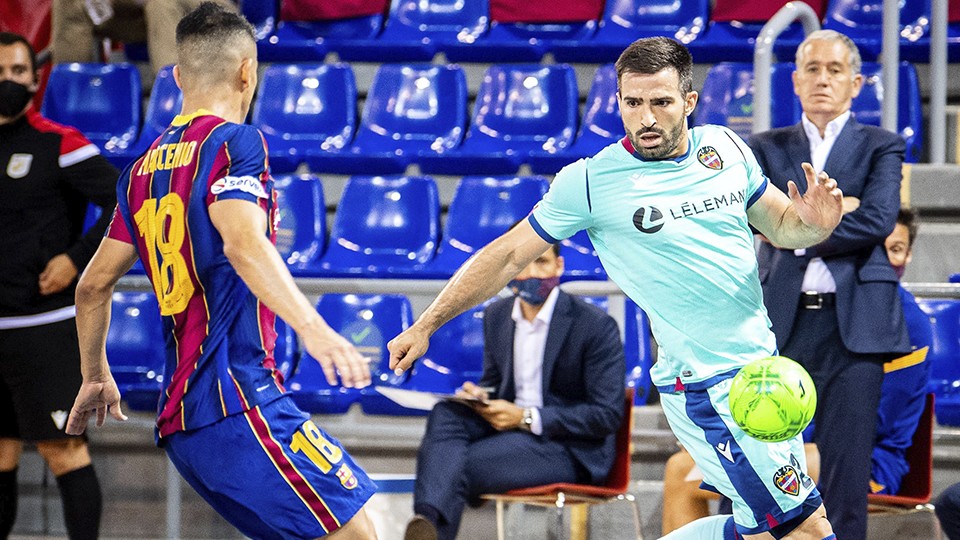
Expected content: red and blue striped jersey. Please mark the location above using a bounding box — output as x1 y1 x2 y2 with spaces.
106 110 284 439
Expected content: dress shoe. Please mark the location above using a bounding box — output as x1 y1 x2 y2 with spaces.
404 514 438 540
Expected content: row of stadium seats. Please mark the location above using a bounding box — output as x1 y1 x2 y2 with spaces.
273 174 607 280
239 0 959 64
42 58 924 175
107 291 656 415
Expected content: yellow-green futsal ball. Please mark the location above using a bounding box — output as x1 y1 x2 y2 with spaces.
729 356 817 443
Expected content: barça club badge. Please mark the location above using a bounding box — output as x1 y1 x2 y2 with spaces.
773 465 801 496
336 463 358 490
6 153 32 179
697 146 723 170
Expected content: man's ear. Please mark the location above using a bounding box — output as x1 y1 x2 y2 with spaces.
239 57 254 91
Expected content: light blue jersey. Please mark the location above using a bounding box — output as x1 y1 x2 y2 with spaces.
530 125 777 390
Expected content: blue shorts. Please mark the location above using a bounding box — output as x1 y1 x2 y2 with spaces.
660 375 822 536
164 396 376 539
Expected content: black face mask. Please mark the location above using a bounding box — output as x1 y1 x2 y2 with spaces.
0 80 34 118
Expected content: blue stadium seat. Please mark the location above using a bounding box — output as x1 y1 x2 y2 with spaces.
273 174 326 276
693 62 801 140
529 64 623 174
446 19 596 63
686 0 813 63
327 64 467 175
239 0 277 40
823 0 929 62
407 298 497 396
851 62 923 163
902 2 960 63
256 13 383 62
106 292 165 412
624 299 654 405
918 299 960 426
551 0 709 64
319 176 440 277
950 273 960 284
121 64 182 161
41 63 141 169
424 176 549 278
560 230 606 282
289 294 413 414
336 0 487 62
420 65 578 175
251 63 356 174
579 296 609 312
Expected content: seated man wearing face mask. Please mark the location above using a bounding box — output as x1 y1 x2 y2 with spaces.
404 242 626 540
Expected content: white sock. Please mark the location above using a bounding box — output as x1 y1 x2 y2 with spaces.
660 515 736 540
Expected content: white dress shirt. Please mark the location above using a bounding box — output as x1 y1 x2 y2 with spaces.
795 110 851 293
509 287 560 435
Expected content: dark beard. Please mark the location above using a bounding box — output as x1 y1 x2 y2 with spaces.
629 121 685 159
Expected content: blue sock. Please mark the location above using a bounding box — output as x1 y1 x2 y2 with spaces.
660 515 738 539
822 535 836 540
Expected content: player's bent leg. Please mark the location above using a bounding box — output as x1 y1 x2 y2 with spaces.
164 397 377 540
322 504 378 539
35 437 91 476
742 503 832 540
37 438 101 540
0 439 22 472
0 439 20 539
662 449 716 534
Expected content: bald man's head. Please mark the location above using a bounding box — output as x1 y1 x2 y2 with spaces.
175 2 256 93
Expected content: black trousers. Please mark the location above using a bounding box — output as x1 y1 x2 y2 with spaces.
781 306 885 540
413 401 581 540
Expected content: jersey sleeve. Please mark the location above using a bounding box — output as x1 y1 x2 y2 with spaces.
529 159 593 243
206 125 271 207
721 127 768 209
105 205 133 245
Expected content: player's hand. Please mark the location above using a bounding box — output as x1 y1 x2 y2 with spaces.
302 327 372 389
474 400 524 431
66 378 127 435
842 196 861 215
387 325 431 376
787 163 843 233
38 254 78 295
456 381 490 402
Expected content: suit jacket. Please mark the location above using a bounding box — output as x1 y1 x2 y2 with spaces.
749 117 910 355
478 291 625 484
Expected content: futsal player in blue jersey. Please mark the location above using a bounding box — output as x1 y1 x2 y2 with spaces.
65 4 378 538
390 37 843 539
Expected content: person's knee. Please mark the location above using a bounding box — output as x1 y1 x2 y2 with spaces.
35 438 91 476
0 440 23 472
322 505 377 539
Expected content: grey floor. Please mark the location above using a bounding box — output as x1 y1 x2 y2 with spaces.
10 406 960 539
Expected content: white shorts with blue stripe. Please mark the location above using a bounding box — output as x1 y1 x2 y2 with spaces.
659 371 822 535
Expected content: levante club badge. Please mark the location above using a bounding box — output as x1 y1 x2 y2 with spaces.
697 146 723 170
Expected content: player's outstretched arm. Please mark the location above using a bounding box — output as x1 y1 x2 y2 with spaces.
209 199 371 389
748 162 844 249
66 237 138 435
388 220 552 375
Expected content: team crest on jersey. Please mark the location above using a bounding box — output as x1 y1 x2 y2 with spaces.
773 465 801 496
697 146 723 170
210 175 268 199
6 153 32 179
336 463 358 490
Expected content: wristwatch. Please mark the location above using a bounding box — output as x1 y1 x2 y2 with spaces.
520 408 534 431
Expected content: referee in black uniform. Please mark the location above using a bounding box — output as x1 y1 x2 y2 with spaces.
0 32 117 539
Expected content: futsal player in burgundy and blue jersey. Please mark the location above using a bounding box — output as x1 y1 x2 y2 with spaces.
65 4 378 539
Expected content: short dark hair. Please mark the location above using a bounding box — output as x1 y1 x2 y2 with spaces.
897 207 919 248
615 37 693 95
176 2 255 47
0 32 37 73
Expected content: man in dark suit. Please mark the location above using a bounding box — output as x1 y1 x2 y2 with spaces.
403 244 626 540
749 29 909 540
